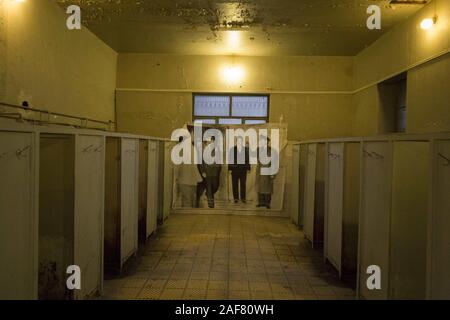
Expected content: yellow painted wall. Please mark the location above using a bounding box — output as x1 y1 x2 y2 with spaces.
407 54 450 133
116 54 354 140
2 1 447 139
0 0 117 123
353 0 450 135
117 0 450 140
352 87 380 136
116 91 193 138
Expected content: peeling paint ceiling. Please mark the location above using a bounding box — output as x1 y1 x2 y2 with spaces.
56 0 428 56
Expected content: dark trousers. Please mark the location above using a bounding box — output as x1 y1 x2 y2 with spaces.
196 177 220 208
258 193 272 208
231 171 247 201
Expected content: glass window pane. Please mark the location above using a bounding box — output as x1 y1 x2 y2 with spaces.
232 96 268 117
245 119 266 125
194 119 216 124
219 118 242 125
194 95 230 117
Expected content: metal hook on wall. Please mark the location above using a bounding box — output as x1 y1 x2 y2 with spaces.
83 144 94 152
16 145 31 159
438 153 450 166
363 149 372 158
328 152 340 160
371 151 384 160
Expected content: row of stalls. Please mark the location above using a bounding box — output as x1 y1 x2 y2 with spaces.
289 133 450 300
0 123 171 300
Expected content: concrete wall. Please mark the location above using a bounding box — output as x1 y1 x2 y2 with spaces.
0 0 117 123
116 54 354 140
2 1 447 139
117 0 450 140
353 0 450 135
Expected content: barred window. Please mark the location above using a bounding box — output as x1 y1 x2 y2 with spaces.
193 94 269 125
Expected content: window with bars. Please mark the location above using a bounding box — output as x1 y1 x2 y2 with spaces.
193 94 269 125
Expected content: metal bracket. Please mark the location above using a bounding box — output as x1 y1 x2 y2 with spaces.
438 153 450 166
328 152 340 160
83 144 94 152
363 149 372 158
16 145 31 159
371 151 384 160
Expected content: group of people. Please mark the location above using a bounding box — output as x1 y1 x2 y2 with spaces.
174 135 278 209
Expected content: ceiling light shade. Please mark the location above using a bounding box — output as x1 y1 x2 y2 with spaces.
420 17 437 30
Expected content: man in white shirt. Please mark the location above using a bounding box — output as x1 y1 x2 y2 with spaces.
175 135 203 207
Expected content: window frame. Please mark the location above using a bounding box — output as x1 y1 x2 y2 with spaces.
192 93 270 125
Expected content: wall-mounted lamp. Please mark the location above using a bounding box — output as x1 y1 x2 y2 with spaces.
420 16 437 30
223 65 244 83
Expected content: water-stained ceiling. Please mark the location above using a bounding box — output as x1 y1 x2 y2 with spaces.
56 0 428 56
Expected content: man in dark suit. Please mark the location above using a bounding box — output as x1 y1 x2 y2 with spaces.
196 138 222 208
228 137 251 204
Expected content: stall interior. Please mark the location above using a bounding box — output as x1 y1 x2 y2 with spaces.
103 137 121 274
138 139 148 244
38 134 74 300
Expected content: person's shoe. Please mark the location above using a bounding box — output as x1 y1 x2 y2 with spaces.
234 200 239 204
266 205 271 209
257 204 263 207
242 200 247 204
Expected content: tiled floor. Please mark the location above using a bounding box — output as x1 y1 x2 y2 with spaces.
102 214 356 300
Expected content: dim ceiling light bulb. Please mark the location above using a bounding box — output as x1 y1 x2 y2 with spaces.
420 17 436 30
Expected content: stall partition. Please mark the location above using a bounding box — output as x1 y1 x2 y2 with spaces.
163 141 174 221
74 134 105 299
39 134 75 300
298 144 308 227
289 144 301 226
138 139 159 244
324 143 345 274
357 140 431 299
0 131 37 300
303 143 325 247
430 140 450 299
138 139 149 244
358 141 392 299
146 140 159 238
389 141 429 299
341 143 360 278
157 141 165 223
104 137 121 273
38 134 105 299
0 122 166 300
104 137 139 274
324 142 360 281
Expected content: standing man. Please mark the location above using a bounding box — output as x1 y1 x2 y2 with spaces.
228 136 250 204
255 135 278 209
175 135 203 207
196 138 222 208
